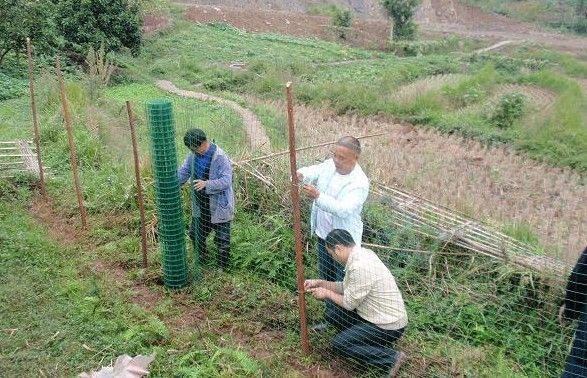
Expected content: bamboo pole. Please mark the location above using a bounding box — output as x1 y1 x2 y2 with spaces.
126 101 148 269
286 82 310 355
56 56 88 230
26 38 46 197
237 132 386 165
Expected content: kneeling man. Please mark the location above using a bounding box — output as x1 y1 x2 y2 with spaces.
305 229 408 377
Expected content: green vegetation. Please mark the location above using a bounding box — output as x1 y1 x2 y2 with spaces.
463 0 587 35
0 0 142 69
382 0 420 40
306 2 353 39
1 4 585 376
490 92 526 129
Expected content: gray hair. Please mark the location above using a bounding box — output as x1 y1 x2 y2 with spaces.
335 136 361 155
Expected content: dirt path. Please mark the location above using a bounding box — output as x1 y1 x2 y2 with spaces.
474 40 515 54
156 80 271 154
416 0 587 53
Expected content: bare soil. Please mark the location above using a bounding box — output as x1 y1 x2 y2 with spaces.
176 0 587 53
183 5 390 50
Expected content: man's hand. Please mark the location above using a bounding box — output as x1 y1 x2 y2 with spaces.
304 279 323 292
194 180 208 191
302 184 320 199
307 287 331 301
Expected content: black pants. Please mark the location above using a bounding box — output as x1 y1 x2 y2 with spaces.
330 305 405 370
189 213 231 269
563 311 587 377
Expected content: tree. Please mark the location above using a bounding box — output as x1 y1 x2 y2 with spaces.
381 0 420 40
0 0 56 66
54 0 142 61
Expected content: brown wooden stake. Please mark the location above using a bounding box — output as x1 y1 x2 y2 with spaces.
286 82 310 355
26 38 46 197
55 56 88 230
126 101 149 269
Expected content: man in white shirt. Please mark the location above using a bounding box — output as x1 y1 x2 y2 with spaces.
297 136 370 330
305 229 408 377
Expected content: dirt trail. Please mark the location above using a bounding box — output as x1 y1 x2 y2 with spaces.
255 98 586 261
156 80 271 154
415 0 587 53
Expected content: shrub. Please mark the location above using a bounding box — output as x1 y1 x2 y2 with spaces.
0 72 27 101
381 0 420 40
332 8 353 39
54 0 142 60
490 92 525 129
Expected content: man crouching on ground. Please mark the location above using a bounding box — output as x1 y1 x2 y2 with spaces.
305 229 408 377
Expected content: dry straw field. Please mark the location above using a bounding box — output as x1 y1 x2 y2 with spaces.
265 100 586 262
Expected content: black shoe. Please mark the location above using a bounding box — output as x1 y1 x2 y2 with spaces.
310 322 330 333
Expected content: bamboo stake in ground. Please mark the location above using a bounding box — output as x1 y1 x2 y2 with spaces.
26 38 46 197
56 56 88 230
286 82 310 356
126 101 148 269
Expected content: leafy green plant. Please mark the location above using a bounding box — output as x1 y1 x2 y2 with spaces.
332 8 353 39
0 72 27 101
381 0 420 40
490 92 525 129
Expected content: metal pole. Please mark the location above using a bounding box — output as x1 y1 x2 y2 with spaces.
126 101 149 269
286 81 310 355
26 38 46 197
56 56 88 230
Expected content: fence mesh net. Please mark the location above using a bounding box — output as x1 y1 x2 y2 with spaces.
10 74 586 376
145 99 188 289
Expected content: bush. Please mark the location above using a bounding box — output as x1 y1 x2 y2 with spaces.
0 72 27 101
490 92 525 129
332 8 353 39
54 0 142 60
573 18 587 34
333 8 352 28
381 0 420 40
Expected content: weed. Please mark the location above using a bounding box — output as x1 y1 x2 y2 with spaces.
490 92 525 129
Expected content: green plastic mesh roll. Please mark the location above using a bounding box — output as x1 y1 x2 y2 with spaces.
146 99 188 289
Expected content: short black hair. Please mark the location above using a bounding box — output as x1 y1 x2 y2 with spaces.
336 136 361 155
325 229 356 251
184 128 207 149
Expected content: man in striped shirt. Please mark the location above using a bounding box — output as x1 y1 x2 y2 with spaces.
305 229 408 377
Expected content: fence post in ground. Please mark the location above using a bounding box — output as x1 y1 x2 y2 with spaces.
286 82 311 355
55 56 88 230
126 101 149 269
26 38 46 197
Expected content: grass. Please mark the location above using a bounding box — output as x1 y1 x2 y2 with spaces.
0 189 165 376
